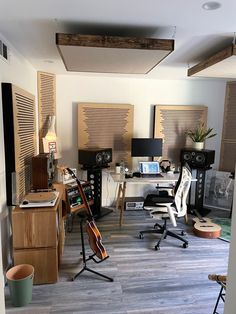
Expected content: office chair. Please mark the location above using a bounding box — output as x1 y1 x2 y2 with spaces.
139 163 192 250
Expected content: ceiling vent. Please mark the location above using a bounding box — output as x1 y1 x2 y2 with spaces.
0 39 8 62
56 33 174 74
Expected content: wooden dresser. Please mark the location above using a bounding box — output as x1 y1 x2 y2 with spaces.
12 184 65 284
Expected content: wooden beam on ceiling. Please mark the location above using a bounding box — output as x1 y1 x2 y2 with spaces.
188 44 236 78
56 33 174 74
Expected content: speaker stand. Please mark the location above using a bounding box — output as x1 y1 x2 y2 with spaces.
86 168 113 219
95 207 113 220
187 168 211 217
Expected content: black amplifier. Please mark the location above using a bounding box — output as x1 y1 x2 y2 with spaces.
125 197 144 210
66 182 93 210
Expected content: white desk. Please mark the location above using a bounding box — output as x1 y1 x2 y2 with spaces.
110 172 180 226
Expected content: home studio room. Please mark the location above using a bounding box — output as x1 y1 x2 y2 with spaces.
0 1 236 313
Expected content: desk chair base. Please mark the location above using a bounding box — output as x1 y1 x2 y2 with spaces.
139 219 188 251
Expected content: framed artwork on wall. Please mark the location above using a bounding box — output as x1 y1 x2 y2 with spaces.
154 105 208 167
219 81 236 172
78 103 134 168
204 170 234 210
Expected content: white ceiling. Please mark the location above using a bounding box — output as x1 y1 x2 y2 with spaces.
0 0 236 80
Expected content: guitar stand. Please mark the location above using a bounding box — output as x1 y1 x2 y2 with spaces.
71 218 113 282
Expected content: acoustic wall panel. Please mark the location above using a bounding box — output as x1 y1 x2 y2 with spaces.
37 71 56 153
78 103 134 168
2 83 36 205
220 81 236 172
154 105 207 166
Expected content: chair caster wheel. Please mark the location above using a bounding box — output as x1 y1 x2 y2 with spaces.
183 243 188 248
181 231 186 236
155 245 160 251
139 233 144 239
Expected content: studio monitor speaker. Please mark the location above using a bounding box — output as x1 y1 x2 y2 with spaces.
180 148 215 169
79 148 112 168
31 153 54 190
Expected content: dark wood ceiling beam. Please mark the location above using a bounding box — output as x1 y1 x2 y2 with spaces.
188 44 236 77
56 33 174 51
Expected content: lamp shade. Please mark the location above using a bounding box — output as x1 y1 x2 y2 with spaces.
131 138 163 157
43 115 61 159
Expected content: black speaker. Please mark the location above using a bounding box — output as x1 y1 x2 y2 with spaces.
180 148 215 169
79 148 112 168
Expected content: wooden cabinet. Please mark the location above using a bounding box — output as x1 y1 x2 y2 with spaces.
12 184 64 284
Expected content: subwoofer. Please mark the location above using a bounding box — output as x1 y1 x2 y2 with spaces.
180 148 215 169
79 148 112 168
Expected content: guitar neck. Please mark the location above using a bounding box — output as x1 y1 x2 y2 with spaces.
66 168 93 218
193 208 206 221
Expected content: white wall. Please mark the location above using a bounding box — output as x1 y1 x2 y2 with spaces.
56 75 226 205
0 33 37 313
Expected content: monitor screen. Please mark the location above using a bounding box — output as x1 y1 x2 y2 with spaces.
131 138 163 157
139 161 160 174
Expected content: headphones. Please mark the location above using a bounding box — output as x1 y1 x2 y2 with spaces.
160 159 171 173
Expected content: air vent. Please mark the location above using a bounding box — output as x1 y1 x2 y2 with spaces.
0 39 8 61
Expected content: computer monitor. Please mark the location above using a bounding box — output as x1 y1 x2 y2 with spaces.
131 138 163 157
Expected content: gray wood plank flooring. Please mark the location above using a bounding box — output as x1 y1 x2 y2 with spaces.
5 208 229 314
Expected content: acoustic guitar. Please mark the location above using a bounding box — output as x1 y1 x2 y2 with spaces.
61 167 108 261
192 212 221 239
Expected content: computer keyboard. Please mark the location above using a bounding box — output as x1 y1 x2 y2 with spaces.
141 173 163 178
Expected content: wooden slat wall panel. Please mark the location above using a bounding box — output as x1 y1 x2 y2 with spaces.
13 86 36 203
37 71 56 153
78 103 134 168
2 83 36 205
220 82 236 172
154 105 207 166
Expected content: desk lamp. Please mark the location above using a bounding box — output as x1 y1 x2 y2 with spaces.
43 115 61 159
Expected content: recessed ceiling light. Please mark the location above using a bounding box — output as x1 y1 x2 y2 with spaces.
202 1 222 10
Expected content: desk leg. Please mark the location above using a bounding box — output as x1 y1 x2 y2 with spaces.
116 183 122 210
184 213 188 224
119 182 126 227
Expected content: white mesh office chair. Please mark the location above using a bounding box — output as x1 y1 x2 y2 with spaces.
139 163 192 250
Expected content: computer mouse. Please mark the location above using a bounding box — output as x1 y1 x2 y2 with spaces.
22 200 29 205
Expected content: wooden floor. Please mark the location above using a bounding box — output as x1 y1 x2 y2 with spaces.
5 208 229 314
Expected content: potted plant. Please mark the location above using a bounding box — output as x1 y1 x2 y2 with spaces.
185 122 217 149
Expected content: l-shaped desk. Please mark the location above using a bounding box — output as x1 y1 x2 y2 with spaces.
110 172 183 227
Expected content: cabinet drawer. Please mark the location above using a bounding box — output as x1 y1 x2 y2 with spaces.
14 247 58 284
12 211 57 249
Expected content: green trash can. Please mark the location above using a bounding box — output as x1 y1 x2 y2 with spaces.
6 264 34 307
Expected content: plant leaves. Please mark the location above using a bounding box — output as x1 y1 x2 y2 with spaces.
185 123 216 142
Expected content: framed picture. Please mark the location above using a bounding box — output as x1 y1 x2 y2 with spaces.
204 170 234 210
153 105 207 166
78 103 134 168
